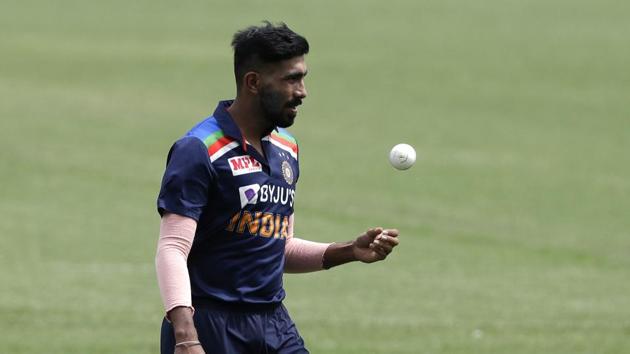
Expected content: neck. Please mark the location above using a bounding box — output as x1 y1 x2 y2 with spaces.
227 96 274 143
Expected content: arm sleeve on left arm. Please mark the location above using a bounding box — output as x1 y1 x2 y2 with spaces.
284 214 332 273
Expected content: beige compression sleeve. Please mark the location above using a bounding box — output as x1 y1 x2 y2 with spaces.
284 214 332 273
155 213 197 313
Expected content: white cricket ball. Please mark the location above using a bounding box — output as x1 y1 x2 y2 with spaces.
389 143 416 170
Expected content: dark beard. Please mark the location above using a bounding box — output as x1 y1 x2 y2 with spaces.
259 87 300 128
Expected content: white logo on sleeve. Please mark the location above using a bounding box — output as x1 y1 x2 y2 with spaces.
238 184 261 208
228 155 263 176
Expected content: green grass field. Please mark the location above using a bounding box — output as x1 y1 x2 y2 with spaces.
2 0 630 353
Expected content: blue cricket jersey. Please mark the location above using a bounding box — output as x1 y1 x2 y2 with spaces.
157 100 300 304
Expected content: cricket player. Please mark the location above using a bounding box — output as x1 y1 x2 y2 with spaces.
156 22 400 354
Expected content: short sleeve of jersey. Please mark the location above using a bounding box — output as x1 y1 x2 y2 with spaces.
157 136 215 221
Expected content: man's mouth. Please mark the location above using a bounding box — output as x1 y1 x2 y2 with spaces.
287 100 302 114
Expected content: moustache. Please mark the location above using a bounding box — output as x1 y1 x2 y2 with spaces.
286 99 302 108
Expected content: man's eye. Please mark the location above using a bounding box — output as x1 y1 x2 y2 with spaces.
286 75 304 82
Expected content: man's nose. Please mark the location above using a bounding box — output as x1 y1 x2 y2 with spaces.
296 81 307 99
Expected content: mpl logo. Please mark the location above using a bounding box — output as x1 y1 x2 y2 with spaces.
238 184 260 208
228 155 262 176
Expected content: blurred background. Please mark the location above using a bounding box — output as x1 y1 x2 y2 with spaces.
1 0 629 353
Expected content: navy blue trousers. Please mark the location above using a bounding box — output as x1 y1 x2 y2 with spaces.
161 300 309 354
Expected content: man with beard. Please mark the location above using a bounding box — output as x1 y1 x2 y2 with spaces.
155 22 400 354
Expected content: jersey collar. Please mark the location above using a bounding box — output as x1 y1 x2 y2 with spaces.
213 99 280 147
213 100 277 167
213 100 244 142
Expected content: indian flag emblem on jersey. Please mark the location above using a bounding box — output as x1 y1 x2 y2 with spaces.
281 161 294 185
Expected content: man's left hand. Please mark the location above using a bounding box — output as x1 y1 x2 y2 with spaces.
352 227 400 263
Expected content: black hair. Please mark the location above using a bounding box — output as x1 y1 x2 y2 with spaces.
231 21 309 86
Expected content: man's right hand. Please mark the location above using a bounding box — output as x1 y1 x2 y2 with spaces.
175 344 205 354
169 307 205 354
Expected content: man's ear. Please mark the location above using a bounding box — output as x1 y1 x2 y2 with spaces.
243 71 260 94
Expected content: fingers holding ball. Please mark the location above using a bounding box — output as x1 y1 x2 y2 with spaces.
370 231 400 257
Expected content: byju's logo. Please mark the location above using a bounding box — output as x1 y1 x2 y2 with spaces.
238 184 260 208
229 155 262 176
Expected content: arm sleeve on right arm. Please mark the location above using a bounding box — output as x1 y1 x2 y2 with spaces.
155 213 197 314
